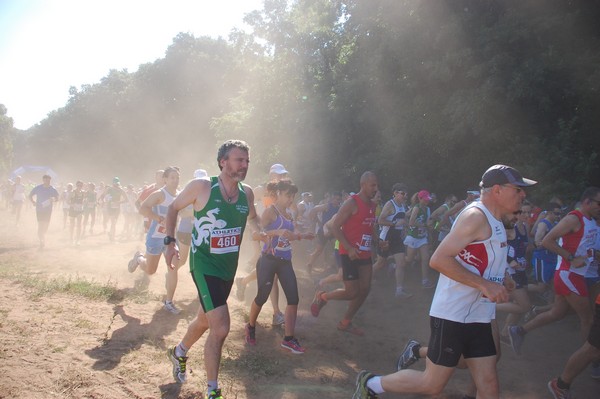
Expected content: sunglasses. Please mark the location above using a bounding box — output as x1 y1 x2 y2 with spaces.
502 184 524 194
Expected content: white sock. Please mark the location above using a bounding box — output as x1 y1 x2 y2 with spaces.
207 380 218 394
366 376 384 394
175 342 188 357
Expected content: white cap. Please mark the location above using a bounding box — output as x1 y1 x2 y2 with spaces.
269 163 288 175
194 169 208 179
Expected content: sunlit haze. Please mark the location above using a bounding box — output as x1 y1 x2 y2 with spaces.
0 0 264 129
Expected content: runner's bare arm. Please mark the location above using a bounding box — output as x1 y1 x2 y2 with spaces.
542 214 585 266
308 203 326 221
164 179 209 268
139 190 165 222
377 201 395 226
431 208 509 303
243 184 261 234
331 198 358 259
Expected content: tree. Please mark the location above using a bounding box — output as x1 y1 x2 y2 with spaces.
0 104 15 176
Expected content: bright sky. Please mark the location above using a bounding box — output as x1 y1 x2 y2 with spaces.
0 0 264 129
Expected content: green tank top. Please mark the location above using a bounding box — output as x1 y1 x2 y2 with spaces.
407 204 429 239
189 176 249 280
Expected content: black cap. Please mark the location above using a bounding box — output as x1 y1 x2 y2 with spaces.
480 165 537 188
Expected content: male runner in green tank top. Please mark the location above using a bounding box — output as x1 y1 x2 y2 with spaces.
163 140 259 399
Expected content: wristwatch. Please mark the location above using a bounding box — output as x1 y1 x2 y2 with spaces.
567 253 575 262
163 235 176 245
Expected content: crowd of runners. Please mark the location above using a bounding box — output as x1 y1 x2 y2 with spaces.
2 139 600 399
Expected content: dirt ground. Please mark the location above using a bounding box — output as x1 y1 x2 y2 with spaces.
0 206 598 399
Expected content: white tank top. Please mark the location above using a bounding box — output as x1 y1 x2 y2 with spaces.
379 199 408 240
429 201 507 323
149 188 177 239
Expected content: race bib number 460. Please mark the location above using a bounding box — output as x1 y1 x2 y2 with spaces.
210 227 242 254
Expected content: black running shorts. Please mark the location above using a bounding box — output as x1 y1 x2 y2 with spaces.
191 272 234 312
340 255 371 281
426 316 496 367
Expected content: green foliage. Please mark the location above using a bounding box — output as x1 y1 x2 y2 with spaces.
11 0 600 202
0 104 15 176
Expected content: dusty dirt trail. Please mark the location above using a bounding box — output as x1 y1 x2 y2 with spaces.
0 206 598 398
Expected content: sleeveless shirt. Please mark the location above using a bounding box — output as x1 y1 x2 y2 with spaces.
339 194 376 260
262 206 294 260
429 201 507 323
148 188 177 239
190 176 249 280
557 210 599 276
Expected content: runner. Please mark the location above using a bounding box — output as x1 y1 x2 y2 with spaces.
509 187 600 355
353 164 535 399
127 167 181 312
164 140 259 399
100 177 128 242
82 182 97 236
404 189 434 289
235 163 293 326
11 175 26 225
377 183 411 298
28 174 59 249
167 169 209 314
244 179 313 353
68 180 86 245
60 182 73 229
311 171 378 336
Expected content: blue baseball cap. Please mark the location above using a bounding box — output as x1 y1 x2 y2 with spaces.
480 165 537 188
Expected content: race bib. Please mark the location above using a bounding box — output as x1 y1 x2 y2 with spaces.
276 236 291 251
87 202 95 209
110 202 120 209
151 223 167 239
358 234 372 252
42 199 52 208
210 227 242 254
73 203 84 212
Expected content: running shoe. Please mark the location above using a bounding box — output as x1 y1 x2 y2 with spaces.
163 300 181 315
337 321 365 336
167 346 187 384
394 288 413 299
508 325 525 355
281 337 305 354
207 388 223 399
272 311 285 326
245 323 256 345
235 277 245 301
310 291 327 317
396 339 421 371
547 378 571 399
352 370 378 399
128 251 141 273
591 361 600 379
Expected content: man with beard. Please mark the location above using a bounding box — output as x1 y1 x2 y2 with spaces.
163 140 259 399
311 171 379 336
